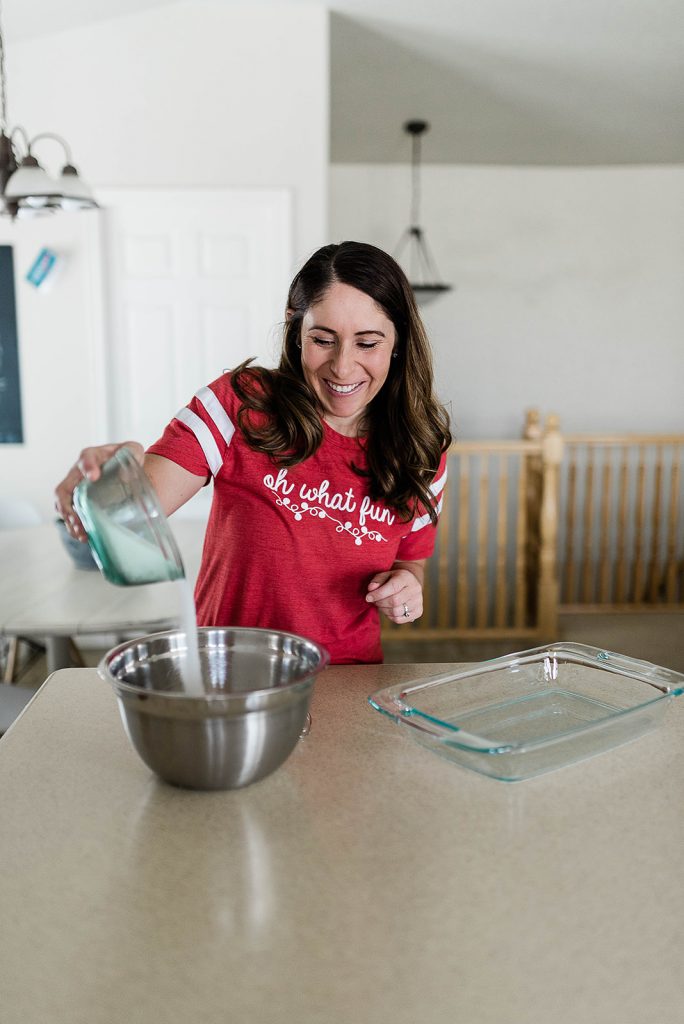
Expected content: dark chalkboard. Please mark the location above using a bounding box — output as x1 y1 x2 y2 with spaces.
0 245 23 443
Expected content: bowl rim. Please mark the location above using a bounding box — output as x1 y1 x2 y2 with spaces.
98 625 330 701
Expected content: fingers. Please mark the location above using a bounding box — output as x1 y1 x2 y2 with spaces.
54 443 140 541
375 594 423 624
366 568 414 604
366 571 391 594
366 569 423 624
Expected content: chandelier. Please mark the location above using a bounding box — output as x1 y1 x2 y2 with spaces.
0 0 98 218
394 120 451 303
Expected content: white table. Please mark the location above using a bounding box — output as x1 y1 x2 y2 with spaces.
0 520 204 673
1 662 683 1024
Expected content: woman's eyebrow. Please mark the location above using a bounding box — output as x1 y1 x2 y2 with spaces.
309 324 386 337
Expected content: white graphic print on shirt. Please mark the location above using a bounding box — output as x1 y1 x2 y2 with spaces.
263 467 396 546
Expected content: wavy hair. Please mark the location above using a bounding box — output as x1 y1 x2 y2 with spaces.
232 241 451 524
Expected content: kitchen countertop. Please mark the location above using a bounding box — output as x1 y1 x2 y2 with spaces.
1 662 683 1024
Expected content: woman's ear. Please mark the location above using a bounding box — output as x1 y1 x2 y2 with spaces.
285 307 296 322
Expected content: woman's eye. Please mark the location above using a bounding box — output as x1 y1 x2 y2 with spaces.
310 336 334 347
357 341 378 350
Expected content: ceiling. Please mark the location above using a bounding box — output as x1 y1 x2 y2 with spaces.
3 0 684 165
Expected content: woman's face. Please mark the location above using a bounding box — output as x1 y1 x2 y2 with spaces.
299 281 396 437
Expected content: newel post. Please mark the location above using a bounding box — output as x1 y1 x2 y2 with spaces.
537 414 563 638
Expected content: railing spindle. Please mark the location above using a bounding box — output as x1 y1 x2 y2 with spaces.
494 456 509 627
581 448 595 602
647 447 664 602
615 447 629 603
564 449 578 604
665 448 680 602
476 455 490 628
633 452 647 602
599 453 613 602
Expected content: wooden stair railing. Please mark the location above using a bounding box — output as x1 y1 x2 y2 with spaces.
382 414 563 643
382 413 683 645
556 431 684 611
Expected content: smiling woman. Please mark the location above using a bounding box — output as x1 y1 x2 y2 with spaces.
55 241 452 665
299 282 396 436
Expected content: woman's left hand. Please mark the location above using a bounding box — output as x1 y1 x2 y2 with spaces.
366 560 425 624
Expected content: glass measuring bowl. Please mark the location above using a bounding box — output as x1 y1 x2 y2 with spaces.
73 446 185 586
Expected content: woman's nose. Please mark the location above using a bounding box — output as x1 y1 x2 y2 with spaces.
330 344 354 378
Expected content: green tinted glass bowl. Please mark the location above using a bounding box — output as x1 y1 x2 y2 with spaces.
73 446 184 586
369 643 684 782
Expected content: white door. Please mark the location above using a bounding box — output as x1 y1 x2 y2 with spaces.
99 188 292 518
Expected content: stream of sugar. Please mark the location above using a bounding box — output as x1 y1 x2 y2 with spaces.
176 577 205 697
83 510 205 696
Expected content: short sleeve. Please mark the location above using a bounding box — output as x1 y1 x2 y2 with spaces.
146 375 237 478
395 450 448 562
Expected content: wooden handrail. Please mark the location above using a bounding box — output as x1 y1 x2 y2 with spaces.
383 414 683 651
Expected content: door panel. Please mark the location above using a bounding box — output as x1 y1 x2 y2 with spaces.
100 188 292 520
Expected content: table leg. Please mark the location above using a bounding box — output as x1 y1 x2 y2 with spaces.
46 637 78 673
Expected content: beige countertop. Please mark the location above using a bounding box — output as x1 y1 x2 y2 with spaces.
1 662 683 1024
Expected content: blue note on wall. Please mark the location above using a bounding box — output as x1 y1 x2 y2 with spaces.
26 247 59 289
0 245 23 444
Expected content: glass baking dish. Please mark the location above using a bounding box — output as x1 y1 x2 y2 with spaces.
368 643 684 781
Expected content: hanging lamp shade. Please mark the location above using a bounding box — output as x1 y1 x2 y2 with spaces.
4 155 60 208
55 164 98 210
393 120 452 303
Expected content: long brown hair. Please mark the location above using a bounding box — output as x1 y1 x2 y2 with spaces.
232 241 451 523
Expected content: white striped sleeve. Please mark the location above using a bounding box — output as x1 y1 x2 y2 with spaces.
410 463 448 533
172 384 237 478
196 385 235 447
174 407 223 477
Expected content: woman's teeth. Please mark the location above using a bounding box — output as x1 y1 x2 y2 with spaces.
326 380 362 394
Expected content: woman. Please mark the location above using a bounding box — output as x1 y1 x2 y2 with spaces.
55 242 451 664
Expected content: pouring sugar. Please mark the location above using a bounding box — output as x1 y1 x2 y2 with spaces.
177 577 204 697
91 519 205 695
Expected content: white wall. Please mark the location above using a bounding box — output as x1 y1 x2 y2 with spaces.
0 212 108 519
1 2 329 519
7 1 329 262
330 164 684 439
6 3 327 264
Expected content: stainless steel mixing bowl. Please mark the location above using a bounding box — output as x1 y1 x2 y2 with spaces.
99 627 329 790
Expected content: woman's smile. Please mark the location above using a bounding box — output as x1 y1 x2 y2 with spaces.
324 379 364 395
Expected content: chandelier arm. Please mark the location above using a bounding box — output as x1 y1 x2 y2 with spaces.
393 226 414 262
10 123 29 155
416 229 442 282
28 131 73 165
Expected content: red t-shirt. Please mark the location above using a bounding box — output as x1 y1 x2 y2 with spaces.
147 373 447 664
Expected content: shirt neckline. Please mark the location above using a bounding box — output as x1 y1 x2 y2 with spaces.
321 418 368 451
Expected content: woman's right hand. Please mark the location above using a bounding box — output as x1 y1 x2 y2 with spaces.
54 441 145 541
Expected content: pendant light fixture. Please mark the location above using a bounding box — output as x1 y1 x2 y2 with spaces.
0 0 98 219
394 120 451 302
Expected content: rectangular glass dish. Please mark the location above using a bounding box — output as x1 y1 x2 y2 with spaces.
368 643 684 781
